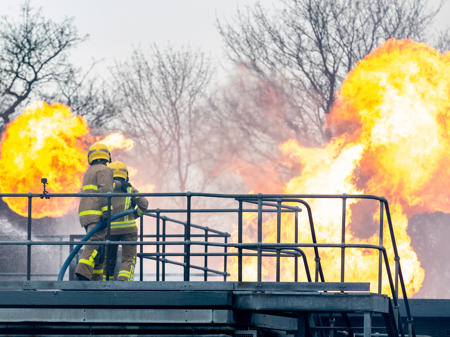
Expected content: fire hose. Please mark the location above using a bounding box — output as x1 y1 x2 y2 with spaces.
57 209 135 281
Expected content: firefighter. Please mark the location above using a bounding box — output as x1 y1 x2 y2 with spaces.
75 142 113 281
103 161 148 281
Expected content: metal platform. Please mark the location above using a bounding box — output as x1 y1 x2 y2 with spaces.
0 281 383 336
0 281 448 336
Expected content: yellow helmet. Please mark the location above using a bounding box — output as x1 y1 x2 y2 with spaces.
88 143 111 164
109 161 128 180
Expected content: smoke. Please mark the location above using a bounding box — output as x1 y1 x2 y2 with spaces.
408 212 450 298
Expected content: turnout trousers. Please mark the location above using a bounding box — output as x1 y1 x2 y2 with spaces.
103 232 137 281
75 223 106 280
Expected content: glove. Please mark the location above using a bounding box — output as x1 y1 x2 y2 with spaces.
133 209 139 218
135 207 146 217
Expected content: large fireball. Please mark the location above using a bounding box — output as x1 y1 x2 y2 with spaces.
329 39 450 214
0 102 137 219
284 39 449 295
0 101 90 218
236 39 449 297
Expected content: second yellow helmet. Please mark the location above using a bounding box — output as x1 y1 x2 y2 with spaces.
109 161 128 180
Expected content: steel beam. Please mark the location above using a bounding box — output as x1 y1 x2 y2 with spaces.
0 290 232 308
399 299 450 317
0 281 371 292
234 293 390 313
0 308 232 324
249 313 298 331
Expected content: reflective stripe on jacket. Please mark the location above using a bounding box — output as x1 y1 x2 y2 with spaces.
78 163 114 227
110 180 149 235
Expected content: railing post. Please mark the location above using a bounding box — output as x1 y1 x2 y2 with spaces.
238 200 243 282
162 217 166 281
183 193 191 281
294 208 299 282
156 209 160 281
383 201 407 335
204 228 208 281
408 319 413 337
59 236 63 273
395 256 400 300
301 200 323 282
27 194 32 281
257 195 263 283
340 195 347 284
276 199 281 282
315 257 319 282
105 193 112 281
378 200 384 294
139 215 144 281
106 192 112 237
68 235 75 281
224 236 228 282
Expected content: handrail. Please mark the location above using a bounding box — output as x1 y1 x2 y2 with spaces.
145 212 230 237
241 197 325 282
384 200 415 337
0 192 415 335
0 192 387 198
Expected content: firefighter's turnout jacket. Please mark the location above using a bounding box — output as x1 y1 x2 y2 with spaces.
76 162 114 280
103 179 148 281
110 180 148 235
78 163 114 227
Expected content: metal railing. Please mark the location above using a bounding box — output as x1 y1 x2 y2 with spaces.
0 192 414 336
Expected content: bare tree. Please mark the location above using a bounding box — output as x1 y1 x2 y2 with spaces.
110 46 212 192
43 63 118 129
218 0 447 144
203 66 312 195
435 27 450 53
0 1 85 130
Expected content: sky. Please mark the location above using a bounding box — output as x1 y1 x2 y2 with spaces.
1 0 448 78
0 0 274 76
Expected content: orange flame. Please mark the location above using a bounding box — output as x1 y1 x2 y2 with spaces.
329 39 450 215
0 101 90 218
236 39 449 296
97 132 134 152
0 101 138 219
